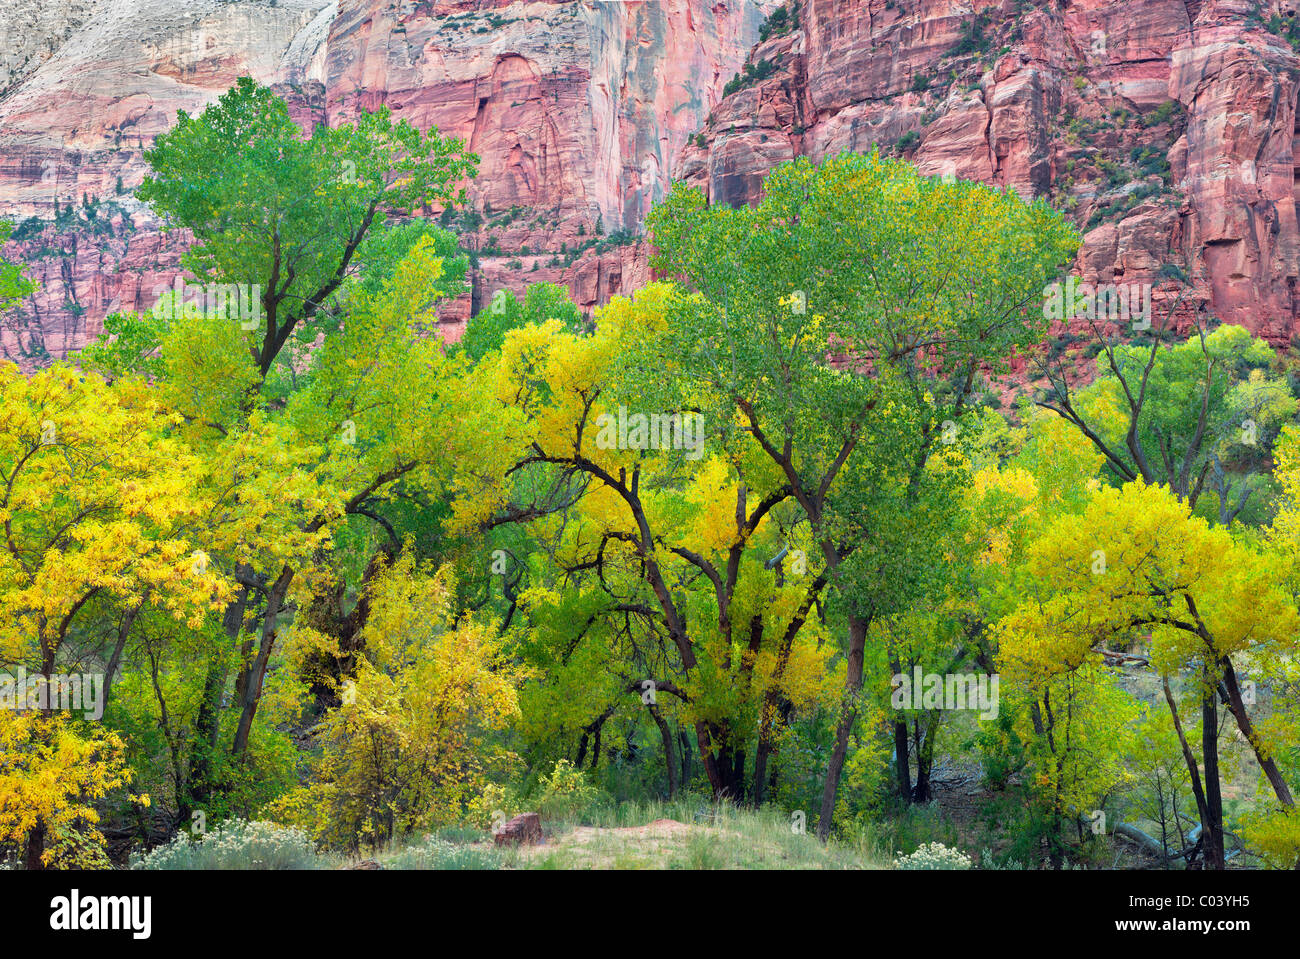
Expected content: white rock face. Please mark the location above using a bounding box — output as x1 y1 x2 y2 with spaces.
0 0 101 97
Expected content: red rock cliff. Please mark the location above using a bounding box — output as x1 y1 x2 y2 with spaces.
679 0 1300 345
2 0 1297 364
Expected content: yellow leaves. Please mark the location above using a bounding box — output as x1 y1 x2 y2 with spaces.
287 549 524 847
1269 423 1300 560
595 282 672 342
0 362 230 651
376 235 445 329
995 598 1098 690
357 548 456 668
996 477 1299 696
770 630 840 711
0 711 130 867
158 311 261 432
965 465 1040 576
674 456 742 557
1240 807 1300 870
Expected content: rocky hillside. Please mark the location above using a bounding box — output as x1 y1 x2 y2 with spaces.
1 0 1297 366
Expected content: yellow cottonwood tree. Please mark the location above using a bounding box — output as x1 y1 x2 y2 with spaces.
999 479 1299 867
0 363 230 671
276 549 522 851
0 363 229 867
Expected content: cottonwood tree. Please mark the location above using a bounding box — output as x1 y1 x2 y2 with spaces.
106 80 478 814
1036 322 1294 527
0 363 228 866
999 480 1300 868
644 151 1078 838
450 284 839 801
138 76 476 384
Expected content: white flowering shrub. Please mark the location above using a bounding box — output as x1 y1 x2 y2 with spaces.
131 820 326 870
381 835 502 870
893 841 973 870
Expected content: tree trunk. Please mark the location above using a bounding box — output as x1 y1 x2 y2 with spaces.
694 719 724 797
817 613 868 840
893 721 912 800
103 596 147 706
702 731 746 801
1162 676 1211 868
24 821 46 871
913 715 938 803
186 582 249 811
1200 673 1226 870
679 729 692 789
752 728 774 805
648 704 678 799
1220 657 1294 807
232 567 293 756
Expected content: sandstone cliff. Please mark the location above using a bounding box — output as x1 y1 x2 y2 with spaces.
2 0 1297 366
0 0 774 364
680 0 1300 347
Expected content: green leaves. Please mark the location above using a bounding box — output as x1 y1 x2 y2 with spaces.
0 222 36 315
643 153 1079 608
138 77 478 381
458 282 586 364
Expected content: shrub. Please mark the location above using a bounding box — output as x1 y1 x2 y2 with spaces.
11 216 45 242
274 552 523 853
947 13 990 58
469 782 520 830
1157 262 1189 284
722 58 778 98
131 820 326 870
894 841 974 870
758 5 794 43
1266 14 1300 53
382 835 502 870
1142 99 1181 128
537 759 601 821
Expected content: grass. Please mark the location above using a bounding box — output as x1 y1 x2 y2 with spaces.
368 800 893 870
123 802 904 870
378 835 514 870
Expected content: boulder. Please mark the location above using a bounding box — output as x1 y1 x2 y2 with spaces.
493 812 542 847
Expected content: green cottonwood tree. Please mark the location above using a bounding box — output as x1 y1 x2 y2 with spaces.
119 78 477 813
645 150 1079 838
